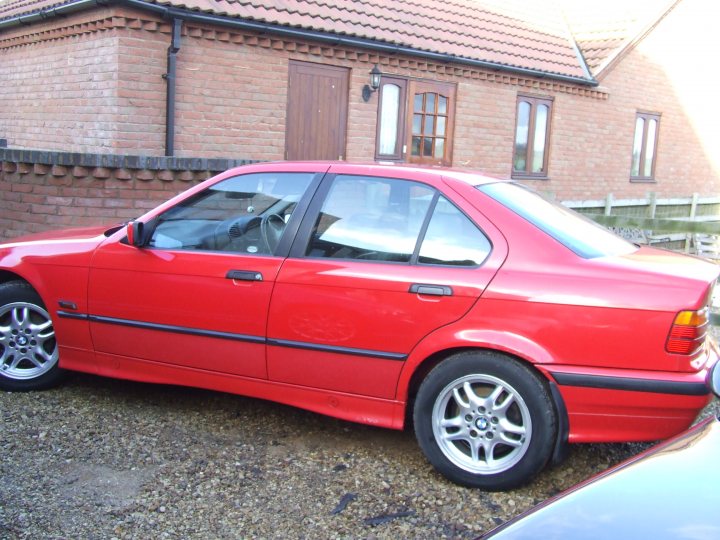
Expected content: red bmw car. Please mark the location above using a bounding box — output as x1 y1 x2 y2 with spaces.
0 162 717 490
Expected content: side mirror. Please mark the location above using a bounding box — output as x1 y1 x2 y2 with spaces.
126 221 145 247
710 361 720 399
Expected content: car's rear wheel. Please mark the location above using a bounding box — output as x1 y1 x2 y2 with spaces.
414 351 556 490
0 281 64 391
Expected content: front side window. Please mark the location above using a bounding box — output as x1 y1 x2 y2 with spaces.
631 112 660 181
512 95 553 178
374 78 456 166
148 172 315 254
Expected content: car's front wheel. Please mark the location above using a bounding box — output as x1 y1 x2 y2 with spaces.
414 351 556 490
0 281 64 391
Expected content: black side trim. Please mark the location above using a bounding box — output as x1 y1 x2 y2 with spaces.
267 338 407 361
90 315 265 344
554 372 709 396
57 311 89 320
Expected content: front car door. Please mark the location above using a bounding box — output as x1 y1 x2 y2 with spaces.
266 166 507 399
88 167 322 379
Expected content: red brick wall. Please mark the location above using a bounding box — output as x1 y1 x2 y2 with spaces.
1 3 718 207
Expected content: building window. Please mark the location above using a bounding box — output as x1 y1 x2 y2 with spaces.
375 78 455 166
631 112 660 181
512 95 553 178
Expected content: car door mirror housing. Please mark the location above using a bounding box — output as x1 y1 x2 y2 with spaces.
126 221 145 247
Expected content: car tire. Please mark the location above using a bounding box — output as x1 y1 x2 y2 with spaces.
0 280 64 391
413 351 557 490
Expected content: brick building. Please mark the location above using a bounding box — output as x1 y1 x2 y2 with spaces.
0 0 718 239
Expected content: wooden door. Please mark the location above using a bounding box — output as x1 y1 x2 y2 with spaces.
286 61 349 161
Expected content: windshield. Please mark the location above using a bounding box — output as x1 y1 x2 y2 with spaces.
478 182 636 258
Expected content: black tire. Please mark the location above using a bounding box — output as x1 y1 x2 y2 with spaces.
0 280 65 391
413 351 556 490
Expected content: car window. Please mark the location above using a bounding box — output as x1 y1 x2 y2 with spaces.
148 172 315 255
306 175 434 262
419 196 491 266
478 182 636 258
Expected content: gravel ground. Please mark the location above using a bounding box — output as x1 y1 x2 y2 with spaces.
2 329 719 539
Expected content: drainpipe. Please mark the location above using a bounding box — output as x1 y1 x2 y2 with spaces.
164 18 182 157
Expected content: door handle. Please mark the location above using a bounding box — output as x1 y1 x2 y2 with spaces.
226 270 263 281
409 283 453 296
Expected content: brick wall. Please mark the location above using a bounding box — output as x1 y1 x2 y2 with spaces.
1 3 718 210
0 149 254 241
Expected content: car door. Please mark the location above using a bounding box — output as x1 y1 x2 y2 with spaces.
266 168 507 399
88 168 322 378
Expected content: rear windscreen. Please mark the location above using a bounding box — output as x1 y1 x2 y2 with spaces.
478 182 636 259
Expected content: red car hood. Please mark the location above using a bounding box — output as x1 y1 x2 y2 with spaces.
0 225 114 246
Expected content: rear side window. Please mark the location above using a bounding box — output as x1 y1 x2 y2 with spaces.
478 182 635 258
305 175 491 266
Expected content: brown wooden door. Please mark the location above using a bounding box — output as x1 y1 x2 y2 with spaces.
286 61 349 161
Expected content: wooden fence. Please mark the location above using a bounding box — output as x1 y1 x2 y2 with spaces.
562 193 720 258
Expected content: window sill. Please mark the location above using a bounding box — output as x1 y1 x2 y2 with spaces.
511 174 549 181
630 177 657 183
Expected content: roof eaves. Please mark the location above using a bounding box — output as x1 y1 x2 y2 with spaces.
0 0 599 86
590 0 683 81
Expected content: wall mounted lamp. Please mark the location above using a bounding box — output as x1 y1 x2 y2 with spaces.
362 65 382 102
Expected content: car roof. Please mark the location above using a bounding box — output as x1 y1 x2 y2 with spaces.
235 160 507 187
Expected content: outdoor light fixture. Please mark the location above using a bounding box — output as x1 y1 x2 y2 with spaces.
362 64 382 102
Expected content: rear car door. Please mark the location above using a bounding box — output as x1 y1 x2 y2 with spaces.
88 168 323 378
266 167 507 398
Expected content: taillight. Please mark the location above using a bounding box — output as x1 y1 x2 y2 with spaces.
666 308 708 355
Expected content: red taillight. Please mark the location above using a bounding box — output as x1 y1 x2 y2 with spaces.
666 309 708 355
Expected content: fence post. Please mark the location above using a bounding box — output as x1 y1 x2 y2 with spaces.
686 193 699 253
604 193 614 216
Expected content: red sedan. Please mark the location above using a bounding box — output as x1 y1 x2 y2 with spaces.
1 162 717 490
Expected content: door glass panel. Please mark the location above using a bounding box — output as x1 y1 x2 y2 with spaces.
438 95 447 114
378 84 400 155
423 137 433 156
413 114 422 135
419 196 491 266
531 104 548 173
411 136 421 156
414 94 424 112
434 138 445 159
148 172 314 255
644 119 657 177
306 175 434 263
513 101 530 172
436 116 446 136
426 93 436 113
424 116 434 135
631 117 644 177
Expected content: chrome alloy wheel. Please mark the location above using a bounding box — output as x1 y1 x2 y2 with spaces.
432 374 532 475
0 302 58 380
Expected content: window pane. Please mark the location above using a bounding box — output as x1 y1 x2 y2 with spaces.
426 93 436 113
434 138 445 158
631 117 644 177
436 116 446 136
411 136 421 156
378 84 400 156
149 173 314 254
423 137 433 156
531 104 548 173
414 94 423 112
513 101 530 172
424 115 434 135
306 175 434 263
419 196 491 266
644 119 657 177
413 114 422 135
438 95 447 114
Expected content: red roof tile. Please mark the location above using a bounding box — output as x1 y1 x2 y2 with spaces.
0 0 677 81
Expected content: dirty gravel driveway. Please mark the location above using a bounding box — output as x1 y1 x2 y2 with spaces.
2 348 718 539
